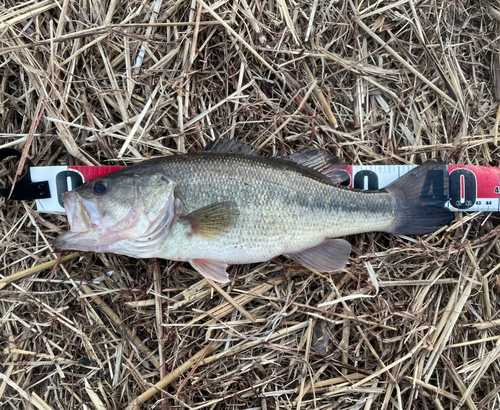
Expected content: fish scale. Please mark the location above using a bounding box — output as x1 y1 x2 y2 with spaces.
53 143 454 283
141 154 397 263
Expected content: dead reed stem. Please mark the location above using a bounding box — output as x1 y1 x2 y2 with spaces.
1 0 499 408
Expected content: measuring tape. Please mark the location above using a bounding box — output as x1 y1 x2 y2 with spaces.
1 149 499 213
347 164 499 213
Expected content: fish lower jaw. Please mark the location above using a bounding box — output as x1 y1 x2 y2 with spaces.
53 229 119 253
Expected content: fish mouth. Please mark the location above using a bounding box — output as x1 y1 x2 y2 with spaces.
53 192 102 251
53 187 175 256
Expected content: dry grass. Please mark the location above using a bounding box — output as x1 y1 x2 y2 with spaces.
1 0 500 409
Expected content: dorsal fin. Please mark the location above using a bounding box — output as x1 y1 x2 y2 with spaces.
282 149 350 184
203 140 349 183
203 139 258 156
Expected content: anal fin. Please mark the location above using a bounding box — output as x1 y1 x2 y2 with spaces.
284 238 351 272
190 259 229 283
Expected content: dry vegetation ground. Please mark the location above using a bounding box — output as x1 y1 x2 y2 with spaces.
1 0 500 409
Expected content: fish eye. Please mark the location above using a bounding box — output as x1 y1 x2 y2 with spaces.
93 180 108 194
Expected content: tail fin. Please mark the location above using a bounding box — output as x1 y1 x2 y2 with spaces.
385 159 454 235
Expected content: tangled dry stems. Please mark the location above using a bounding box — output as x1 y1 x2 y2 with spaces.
1 0 500 409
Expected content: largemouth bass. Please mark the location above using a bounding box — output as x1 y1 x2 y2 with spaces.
53 140 454 282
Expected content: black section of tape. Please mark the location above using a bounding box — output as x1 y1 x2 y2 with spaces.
56 170 83 207
0 148 51 201
353 170 379 190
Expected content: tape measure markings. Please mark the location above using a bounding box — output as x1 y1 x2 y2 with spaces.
28 164 500 213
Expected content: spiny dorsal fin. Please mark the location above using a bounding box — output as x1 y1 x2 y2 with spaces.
283 149 350 184
203 139 349 183
203 139 258 156
181 201 239 239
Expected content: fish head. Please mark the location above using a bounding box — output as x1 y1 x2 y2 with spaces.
53 172 177 253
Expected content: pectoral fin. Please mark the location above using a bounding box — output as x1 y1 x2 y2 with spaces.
285 238 351 272
182 202 239 239
190 259 229 283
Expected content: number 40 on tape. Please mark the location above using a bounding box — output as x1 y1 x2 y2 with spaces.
344 164 500 213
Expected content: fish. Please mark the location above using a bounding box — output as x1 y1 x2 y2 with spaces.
53 139 455 282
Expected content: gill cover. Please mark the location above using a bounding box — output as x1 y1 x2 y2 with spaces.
53 172 178 255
